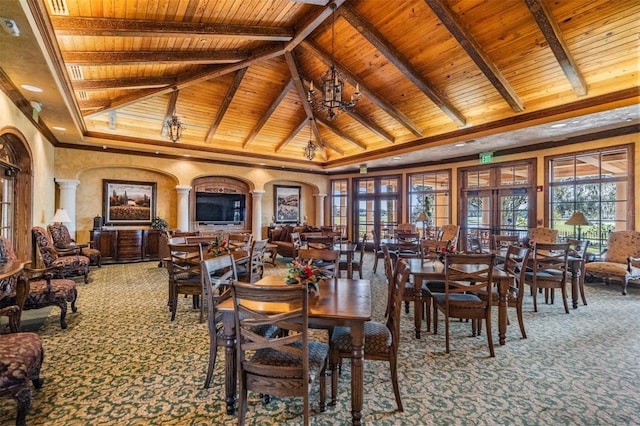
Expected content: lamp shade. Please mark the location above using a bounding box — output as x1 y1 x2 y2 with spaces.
565 211 590 226
415 211 428 222
52 208 71 223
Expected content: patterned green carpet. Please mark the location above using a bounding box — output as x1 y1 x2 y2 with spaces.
1 254 639 425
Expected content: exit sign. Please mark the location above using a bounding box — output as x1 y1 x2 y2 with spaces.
479 151 493 164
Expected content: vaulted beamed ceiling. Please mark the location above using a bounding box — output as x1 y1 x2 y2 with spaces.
1 0 638 172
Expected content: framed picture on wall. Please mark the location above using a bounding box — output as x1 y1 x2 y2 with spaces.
103 179 157 226
274 185 300 224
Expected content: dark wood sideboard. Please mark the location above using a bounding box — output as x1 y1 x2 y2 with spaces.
90 229 162 264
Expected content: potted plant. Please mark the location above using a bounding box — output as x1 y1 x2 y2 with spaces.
151 217 168 231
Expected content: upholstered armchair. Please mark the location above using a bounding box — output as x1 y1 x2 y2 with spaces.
31 227 89 284
0 303 44 426
48 223 101 267
585 230 640 295
528 227 559 244
1 236 78 329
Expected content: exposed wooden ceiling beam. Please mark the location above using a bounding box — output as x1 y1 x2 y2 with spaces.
424 0 524 113
315 116 367 150
78 99 111 110
299 41 423 137
85 44 285 117
50 16 294 41
345 109 395 143
243 79 295 148
82 2 342 118
205 68 248 143
524 0 587 97
72 77 176 90
339 3 466 127
276 118 308 153
63 51 246 66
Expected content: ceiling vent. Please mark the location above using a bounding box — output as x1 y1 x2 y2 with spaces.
68 65 83 81
47 0 69 16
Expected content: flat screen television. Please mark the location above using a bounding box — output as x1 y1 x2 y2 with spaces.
195 192 246 224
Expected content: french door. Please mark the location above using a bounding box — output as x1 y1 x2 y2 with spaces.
353 175 401 243
460 162 535 251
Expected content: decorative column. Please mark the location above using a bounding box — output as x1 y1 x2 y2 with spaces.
54 178 80 238
175 185 191 231
314 193 327 227
251 190 265 240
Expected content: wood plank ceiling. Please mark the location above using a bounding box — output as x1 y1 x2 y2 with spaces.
22 0 640 170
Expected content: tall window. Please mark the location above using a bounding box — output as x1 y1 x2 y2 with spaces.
354 175 401 240
0 173 13 240
330 179 348 234
548 146 632 252
408 171 450 238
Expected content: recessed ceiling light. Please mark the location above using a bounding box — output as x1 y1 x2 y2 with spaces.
454 142 465 147
550 123 567 128
52 126 66 131
21 84 43 93
183 154 191 157
392 156 402 160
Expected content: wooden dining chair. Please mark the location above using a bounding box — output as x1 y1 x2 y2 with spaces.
567 238 589 305
491 234 519 250
244 239 268 283
523 242 570 313
167 243 204 322
231 281 328 425
297 248 340 279
200 254 237 389
329 258 411 411
372 229 389 273
432 253 496 357
480 245 530 339
339 234 367 279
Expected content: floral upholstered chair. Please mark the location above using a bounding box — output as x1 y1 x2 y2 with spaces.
31 227 89 284
528 227 559 244
1 236 78 329
0 302 44 426
48 223 102 267
585 230 640 295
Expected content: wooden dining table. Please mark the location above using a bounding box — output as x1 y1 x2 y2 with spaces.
406 258 516 345
218 275 372 426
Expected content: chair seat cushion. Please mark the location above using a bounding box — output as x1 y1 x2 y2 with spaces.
52 255 90 270
331 321 390 354
585 261 629 277
0 332 43 387
247 340 328 381
432 293 482 305
27 279 77 304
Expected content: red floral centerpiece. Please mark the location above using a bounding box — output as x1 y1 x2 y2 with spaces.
285 259 328 294
437 242 457 262
208 236 230 256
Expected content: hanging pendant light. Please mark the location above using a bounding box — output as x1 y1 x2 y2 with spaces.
303 118 317 160
164 89 184 143
308 4 361 120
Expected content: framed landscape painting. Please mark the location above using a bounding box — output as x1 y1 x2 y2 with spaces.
103 179 156 226
274 185 300 224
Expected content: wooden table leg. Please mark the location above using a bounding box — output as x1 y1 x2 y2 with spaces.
350 321 365 426
570 260 579 309
414 277 423 339
223 312 237 415
347 252 353 279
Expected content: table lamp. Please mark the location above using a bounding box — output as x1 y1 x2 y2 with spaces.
565 211 589 240
415 211 428 239
52 208 71 224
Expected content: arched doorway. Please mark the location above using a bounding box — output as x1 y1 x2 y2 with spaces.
0 127 33 260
